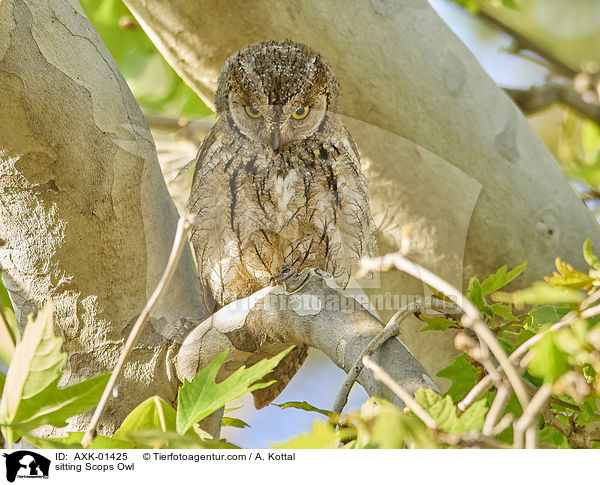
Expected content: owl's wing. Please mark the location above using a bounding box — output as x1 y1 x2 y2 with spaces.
341 128 378 254
186 123 241 313
175 126 220 187
323 130 378 283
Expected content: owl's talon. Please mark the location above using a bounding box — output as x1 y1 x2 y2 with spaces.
274 263 297 284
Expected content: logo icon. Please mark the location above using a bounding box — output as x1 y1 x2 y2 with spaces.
3 451 51 482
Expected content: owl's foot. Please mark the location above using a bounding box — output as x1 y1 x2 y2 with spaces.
273 264 310 292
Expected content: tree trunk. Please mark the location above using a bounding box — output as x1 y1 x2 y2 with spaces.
0 0 205 434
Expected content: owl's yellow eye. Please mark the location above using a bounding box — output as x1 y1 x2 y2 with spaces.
245 106 262 118
292 106 310 120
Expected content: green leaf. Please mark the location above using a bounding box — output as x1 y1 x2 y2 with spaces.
490 303 518 321
466 277 492 316
452 0 519 10
419 315 458 332
436 354 479 402
26 432 134 449
584 239 600 270
538 426 570 448
583 365 596 385
0 304 18 368
221 417 250 428
579 400 597 424
1 373 110 438
127 429 240 449
357 398 436 449
528 332 571 383
414 389 488 433
224 405 243 412
457 399 489 432
554 318 589 359
114 396 179 441
273 401 337 420
517 327 535 346
0 303 110 443
176 348 293 434
497 336 517 355
0 303 63 410
480 262 527 295
545 258 594 289
493 282 585 307
450 0 479 13
526 306 566 331
273 420 341 449
0 303 63 441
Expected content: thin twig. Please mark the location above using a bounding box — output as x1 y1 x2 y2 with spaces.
458 311 577 410
362 356 438 429
145 114 213 137
513 382 552 449
332 297 461 414
475 9 600 125
81 215 201 448
521 377 579 411
483 383 511 436
492 413 514 436
358 253 530 409
581 303 600 319
542 408 600 448
477 9 577 78
581 288 600 309
504 84 600 125
363 355 510 449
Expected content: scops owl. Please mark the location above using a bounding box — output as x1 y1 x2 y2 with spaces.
186 40 377 407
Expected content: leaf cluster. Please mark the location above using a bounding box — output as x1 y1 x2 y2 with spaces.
0 301 291 449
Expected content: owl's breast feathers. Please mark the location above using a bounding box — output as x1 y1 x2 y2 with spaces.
187 123 376 307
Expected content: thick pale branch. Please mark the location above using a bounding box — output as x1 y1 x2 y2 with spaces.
333 297 459 414
176 269 437 407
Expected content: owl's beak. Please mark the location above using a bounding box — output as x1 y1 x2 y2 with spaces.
269 129 281 151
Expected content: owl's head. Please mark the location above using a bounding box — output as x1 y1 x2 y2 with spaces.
215 40 340 151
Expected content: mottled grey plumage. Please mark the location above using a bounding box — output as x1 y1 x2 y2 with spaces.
186 40 377 407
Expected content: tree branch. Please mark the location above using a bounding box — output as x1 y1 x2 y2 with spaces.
176 268 437 410
477 9 578 78
83 215 202 447
475 9 600 124
362 356 438 429
357 252 530 410
332 296 459 414
504 84 600 124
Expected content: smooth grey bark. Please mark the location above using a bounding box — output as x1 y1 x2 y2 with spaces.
123 0 600 387
177 270 436 412
0 0 205 434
